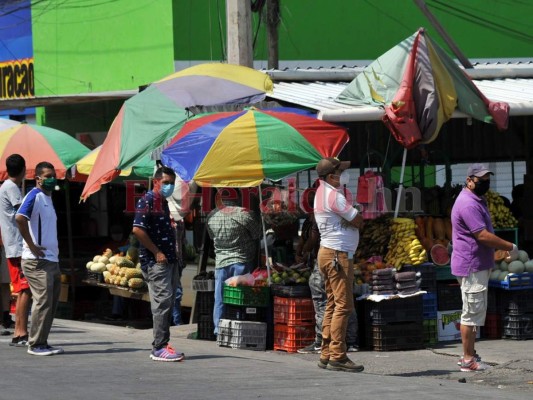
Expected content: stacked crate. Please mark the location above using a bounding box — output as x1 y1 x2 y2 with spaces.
216 284 270 350
273 296 315 353
402 263 438 345
193 278 216 341
491 288 533 340
364 295 424 351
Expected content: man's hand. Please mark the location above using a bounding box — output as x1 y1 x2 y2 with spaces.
505 243 519 263
155 251 168 264
29 244 46 258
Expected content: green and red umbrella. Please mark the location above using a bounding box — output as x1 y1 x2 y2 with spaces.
0 123 90 180
160 108 349 187
81 63 273 200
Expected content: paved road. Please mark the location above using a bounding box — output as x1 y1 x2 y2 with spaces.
1 319 531 400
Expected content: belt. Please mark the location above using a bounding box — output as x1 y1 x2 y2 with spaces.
320 246 354 259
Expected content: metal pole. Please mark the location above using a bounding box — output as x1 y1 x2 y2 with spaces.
258 185 271 285
394 148 408 218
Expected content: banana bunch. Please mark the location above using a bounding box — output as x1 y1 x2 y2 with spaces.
384 218 427 269
485 190 518 229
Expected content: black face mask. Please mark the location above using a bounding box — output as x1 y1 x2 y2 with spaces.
473 179 490 196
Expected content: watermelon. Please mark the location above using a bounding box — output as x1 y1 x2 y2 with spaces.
500 261 508 271
525 260 533 273
508 260 525 274
518 250 529 263
430 244 450 266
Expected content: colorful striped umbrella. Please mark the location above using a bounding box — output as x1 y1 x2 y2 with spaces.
0 123 90 180
81 63 273 200
75 145 155 178
160 108 349 187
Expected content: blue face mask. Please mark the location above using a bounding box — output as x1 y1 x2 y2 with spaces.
160 183 175 198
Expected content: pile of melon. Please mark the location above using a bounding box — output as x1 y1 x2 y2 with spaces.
490 249 533 282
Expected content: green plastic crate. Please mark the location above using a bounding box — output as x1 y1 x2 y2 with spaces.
423 318 438 346
435 264 455 281
223 284 270 307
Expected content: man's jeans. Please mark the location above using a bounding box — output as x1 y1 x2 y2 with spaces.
142 262 179 349
172 263 184 325
309 262 358 346
214 263 250 334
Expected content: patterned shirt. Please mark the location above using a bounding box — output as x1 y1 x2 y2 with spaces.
207 206 262 269
133 191 176 266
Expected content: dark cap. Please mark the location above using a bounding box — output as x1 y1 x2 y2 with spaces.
316 157 350 176
467 163 494 178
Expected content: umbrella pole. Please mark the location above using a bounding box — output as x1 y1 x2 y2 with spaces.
64 180 76 302
258 186 272 285
394 147 408 218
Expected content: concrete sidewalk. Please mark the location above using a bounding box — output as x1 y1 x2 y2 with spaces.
1 318 531 400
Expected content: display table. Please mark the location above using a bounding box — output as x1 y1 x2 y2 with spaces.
82 280 150 302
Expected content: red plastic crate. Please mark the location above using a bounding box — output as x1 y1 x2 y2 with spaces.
273 296 315 326
273 323 315 353
481 313 502 339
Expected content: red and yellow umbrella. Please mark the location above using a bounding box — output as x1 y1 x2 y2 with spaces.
0 124 90 180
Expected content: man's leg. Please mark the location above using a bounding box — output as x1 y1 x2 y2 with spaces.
309 264 326 344
15 289 31 338
213 267 229 335
317 247 335 362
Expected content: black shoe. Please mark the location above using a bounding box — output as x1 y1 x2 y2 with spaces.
326 358 364 373
317 358 328 369
9 335 28 347
297 342 321 354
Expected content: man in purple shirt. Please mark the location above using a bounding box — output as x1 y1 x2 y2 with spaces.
451 163 518 372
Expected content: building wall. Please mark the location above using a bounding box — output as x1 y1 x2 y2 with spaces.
173 0 533 67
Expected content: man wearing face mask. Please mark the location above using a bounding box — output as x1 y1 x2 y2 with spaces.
451 163 519 372
132 166 184 362
314 157 364 373
16 162 63 356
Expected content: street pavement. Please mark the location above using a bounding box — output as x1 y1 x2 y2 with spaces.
1 318 531 400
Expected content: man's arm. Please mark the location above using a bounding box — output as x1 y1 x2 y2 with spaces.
474 229 514 251
132 226 168 264
15 214 45 257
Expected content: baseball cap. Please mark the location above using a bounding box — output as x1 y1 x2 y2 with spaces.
467 163 494 178
316 157 350 176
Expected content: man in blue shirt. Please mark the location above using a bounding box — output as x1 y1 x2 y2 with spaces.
16 162 63 356
133 167 184 362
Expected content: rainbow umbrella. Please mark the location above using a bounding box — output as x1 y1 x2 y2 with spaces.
81 63 273 200
160 108 349 187
75 145 155 178
0 123 90 180
0 119 19 130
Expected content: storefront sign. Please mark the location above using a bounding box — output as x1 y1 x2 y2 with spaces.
0 58 35 99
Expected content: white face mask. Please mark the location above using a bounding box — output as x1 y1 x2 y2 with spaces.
339 170 350 186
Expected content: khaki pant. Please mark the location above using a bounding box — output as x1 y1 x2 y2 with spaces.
317 247 354 361
22 259 61 347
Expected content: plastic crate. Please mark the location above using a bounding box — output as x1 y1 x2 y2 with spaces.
197 315 216 341
222 304 268 322
196 291 215 316
423 292 438 320
273 297 315 326
192 279 215 292
273 323 315 353
216 319 267 350
435 265 455 281
436 282 462 311
270 284 311 298
86 271 104 283
489 273 533 290
488 288 533 314
401 263 437 292
502 313 533 340
367 295 423 325
481 313 502 339
371 321 424 351
423 318 438 346
223 284 270 307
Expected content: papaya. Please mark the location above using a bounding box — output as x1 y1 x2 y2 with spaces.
432 218 446 240
425 216 434 242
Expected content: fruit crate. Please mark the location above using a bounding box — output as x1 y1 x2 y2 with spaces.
273 296 315 326
401 263 437 292
196 291 215 316
197 315 216 341
423 318 438 346
422 292 438 320
481 313 502 339
489 272 533 290
435 265 455 281
371 321 424 351
222 304 268 322
273 323 315 353
436 282 462 311
192 279 215 292
488 288 533 314
502 313 533 340
367 295 423 325
270 284 311 298
216 319 267 351
223 284 270 307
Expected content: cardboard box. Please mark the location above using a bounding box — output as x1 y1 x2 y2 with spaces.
437 310 480 342
59 284 69 303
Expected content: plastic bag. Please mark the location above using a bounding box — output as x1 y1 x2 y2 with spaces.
225 273 255 287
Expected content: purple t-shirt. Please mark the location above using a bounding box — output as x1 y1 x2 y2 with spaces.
450 188 494 277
